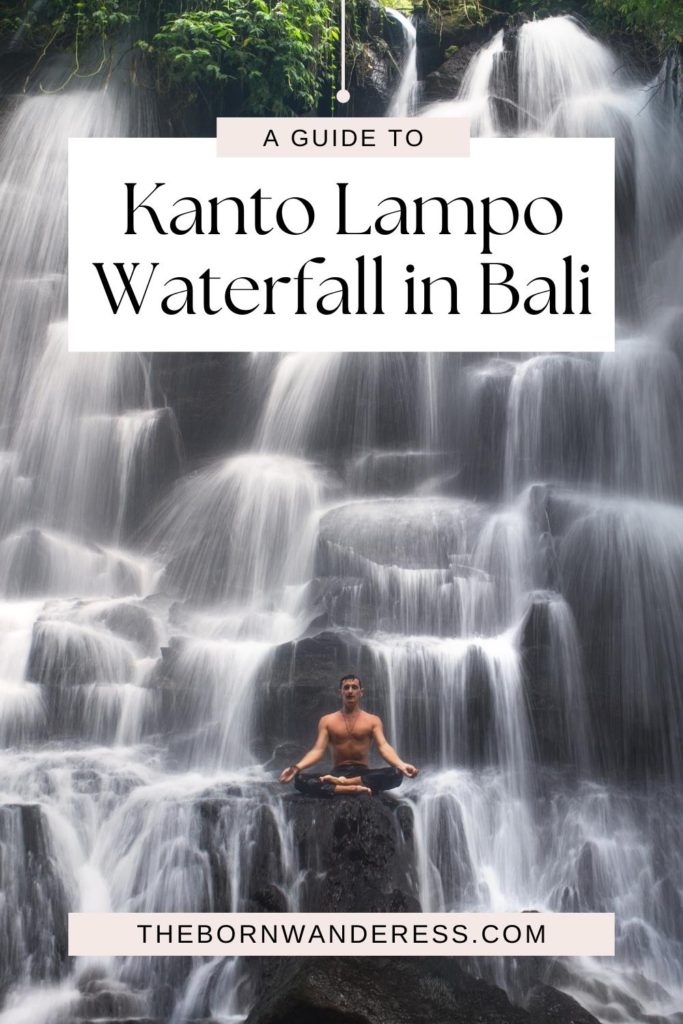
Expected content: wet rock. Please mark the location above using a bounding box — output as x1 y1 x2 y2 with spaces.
0 803 71 994
416 10 507 79
554 493 683 778
150 352 254 460
266 631 362 751
245 804 291 910
422 43 481 103
419 792 473 906
117 406 183 539
457 359 514 500
75 1019 159 1024
544 962 642 1023
576 841 600 910
307 575 370 632
485 16 534 133
283 793 419 913
520 594 574 764
318 498 483 570
0 528 141 598
96 601 160 655
196 790 294 915
346 449 457 496
246 956 534 1024
462 644 495 764
344 0 404 117
652 876 683 941
527 983 601 1023
0 527 52 596
248 883 289 914
348 42 397 116
76 975 146 1018
27 618 134 687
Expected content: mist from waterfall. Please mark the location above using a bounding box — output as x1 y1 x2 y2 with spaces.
1 15 683 1024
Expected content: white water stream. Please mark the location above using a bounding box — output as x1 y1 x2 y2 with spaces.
0 17 682 1024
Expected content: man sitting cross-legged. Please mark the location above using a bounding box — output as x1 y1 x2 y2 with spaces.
278 674 419 797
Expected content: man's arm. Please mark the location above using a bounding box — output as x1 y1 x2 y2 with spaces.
372 717 419 777
278 717 330 783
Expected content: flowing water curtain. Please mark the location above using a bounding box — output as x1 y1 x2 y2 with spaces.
255 352 425 456
1 13 683 1024
387 8 420 117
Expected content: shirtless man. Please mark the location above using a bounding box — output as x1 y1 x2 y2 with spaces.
278 674 419 796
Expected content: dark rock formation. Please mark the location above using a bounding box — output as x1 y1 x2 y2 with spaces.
246 956 601 1024
343 0 405 116
118 405 183 538
345 450 457 496
422 42 481 104
0 803 71 995
27 619 133 688
544 960 655 1024
527 982 603 1023
96 600 160 655
456 358 513 501
150 353 255 460
283 792 419 913
488 23 520 133
76 1019 159 1024
265 631 363 752
520 593 577 766
75 970 147 1020
416 10 507 81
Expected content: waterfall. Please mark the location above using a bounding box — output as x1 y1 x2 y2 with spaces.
1 14 683 1024
517 16 619 132
387 9 420 116
424 31 504 135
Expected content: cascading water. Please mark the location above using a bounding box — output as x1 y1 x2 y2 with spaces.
1 15 683 1024
425 31 505 135
387 9 419 117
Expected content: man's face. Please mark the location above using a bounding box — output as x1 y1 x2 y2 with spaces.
340 679 362 709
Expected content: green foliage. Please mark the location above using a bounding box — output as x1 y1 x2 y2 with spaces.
590 0 683 48
0 0 133 47
377 0 414 11
1 0 134 82
2 0 338 113
3 0 681 109
426 0 682 49
150 0 338 113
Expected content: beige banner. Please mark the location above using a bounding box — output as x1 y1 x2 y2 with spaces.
216 117 470 158
69 912 614 957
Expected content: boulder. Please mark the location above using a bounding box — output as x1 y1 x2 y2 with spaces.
96 600 160 655
247 957 536 1024
283 792 418 913
265 631 362 751
0 803 71 994
416 10 507 79
527 983 603 1023
422 43 481 103
75 973 147 1018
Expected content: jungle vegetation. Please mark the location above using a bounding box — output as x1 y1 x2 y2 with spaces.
0 0 680 114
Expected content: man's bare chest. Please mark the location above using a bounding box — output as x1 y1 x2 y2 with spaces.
328 715 373 744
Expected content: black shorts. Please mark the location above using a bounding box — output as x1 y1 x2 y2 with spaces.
293 763 403 798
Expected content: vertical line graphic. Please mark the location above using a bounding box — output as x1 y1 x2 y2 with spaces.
337 0 350 103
